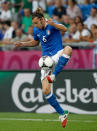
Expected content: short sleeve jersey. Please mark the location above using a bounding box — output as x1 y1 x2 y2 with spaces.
33 22 63 56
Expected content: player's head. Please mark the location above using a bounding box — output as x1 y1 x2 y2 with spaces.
32 8 45 29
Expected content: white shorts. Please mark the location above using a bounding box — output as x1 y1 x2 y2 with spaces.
41 49 63 81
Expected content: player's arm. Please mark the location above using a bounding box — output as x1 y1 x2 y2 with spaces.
47 18 67 32
14 38 39 47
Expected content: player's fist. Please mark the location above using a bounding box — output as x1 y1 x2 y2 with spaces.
47 18 55 26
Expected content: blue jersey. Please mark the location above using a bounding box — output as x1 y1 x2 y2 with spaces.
33 23 63 56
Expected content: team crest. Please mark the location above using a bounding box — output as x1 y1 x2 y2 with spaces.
46 30 50 35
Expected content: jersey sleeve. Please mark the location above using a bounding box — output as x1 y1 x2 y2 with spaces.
33 27 39 41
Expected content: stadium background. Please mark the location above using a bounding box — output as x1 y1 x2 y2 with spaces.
0 0 97 131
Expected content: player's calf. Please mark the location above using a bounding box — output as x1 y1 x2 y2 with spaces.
42 78 51 95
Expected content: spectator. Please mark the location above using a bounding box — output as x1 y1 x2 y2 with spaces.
76 22 91 41
0 20 14 45
0 1 12 22
46 0 55 17
77 0 84 4
63 15 70 29
11 21 19 38
8 0 24 14
3 21 13 40
25 26 33 40
90 24 97 33
84 7 97 29
93 29 97 42
10 28 29 50
52 0 66 23
0 23 4 40
61 31 67 41
23 0 32 12
11 28 27 43
89 24 97 41
75 16 83 25
63 22 91 43
66 0 82 19
64 0 68 6
2 21 19 41
69 17 75 26
79 0 92 21
7 0 24 23
89 0 95 3
63 23 79 43
22 8 32 33
32 0 46 12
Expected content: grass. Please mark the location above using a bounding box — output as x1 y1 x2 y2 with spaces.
0 113 97 131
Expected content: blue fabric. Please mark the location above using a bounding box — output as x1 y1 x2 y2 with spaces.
79 3 97 21
47 94 64 115
33 22 63 56
78 4 92 21
0 30 4 40
47 6 56 17
53 56 69 76
20 9 24 16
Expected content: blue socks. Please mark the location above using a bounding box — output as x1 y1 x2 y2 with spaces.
53 54 70 77
44 54 70 115
45 92 64 115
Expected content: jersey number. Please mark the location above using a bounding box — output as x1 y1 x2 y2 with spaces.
43 36 47 42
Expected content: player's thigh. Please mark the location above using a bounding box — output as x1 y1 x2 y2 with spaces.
52 49 63 64
42 78 51 95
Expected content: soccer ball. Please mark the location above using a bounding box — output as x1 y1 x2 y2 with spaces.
38 56 54 69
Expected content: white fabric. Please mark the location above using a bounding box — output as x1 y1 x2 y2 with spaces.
81 29 90 37
3 27 14 40
62 54 70 59
72 31 80 40
41 49 63 81
72 29 90 40
84 16 97 29
32 1 38 12
66 5 81 18
28 34 33 39
32 0 46 12
0 10 12 21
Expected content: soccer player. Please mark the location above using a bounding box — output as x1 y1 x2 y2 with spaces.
14 8 72 128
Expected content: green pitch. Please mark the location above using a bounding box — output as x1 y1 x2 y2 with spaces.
0 113 97 131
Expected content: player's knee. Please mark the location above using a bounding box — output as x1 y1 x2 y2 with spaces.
63 46 72 56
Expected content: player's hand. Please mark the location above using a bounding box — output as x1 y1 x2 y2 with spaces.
47 18 55 26
13 41 23 47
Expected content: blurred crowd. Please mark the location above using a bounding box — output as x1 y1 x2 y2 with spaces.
0 0 97 50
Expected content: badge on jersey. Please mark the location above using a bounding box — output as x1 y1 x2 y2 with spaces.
46 30 50 35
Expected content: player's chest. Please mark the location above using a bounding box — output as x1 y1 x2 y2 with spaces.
37 28 52 43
